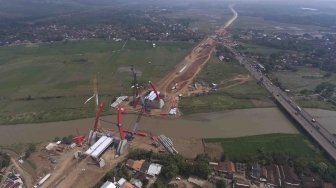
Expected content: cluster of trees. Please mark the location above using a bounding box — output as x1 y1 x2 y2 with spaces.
23 143 36 159
315 82 335 98
215 45 235 62
128 149 211 180
160 153 211 180
0 152 10 169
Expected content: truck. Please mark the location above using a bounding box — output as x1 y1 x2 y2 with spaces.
296 106 302 112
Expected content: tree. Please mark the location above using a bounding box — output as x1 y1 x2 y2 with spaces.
216 180 226 188
193 154 211 179
62 135 73 145
162 163 178 179
0 152 10 169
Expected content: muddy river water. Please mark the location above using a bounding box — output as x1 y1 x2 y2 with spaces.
0 107 334 145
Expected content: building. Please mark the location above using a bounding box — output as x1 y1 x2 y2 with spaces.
132 160 145 171
130 179 142 188
122 182 135 188
117 178 127 187
212 161 235 178
126 159 145 172
235 178 250 188
260 167 267 182
282 166 300 186
235 163 247 175
147 163 162 177
140 162 150 173
126 159 135 168
251 163 261 179
101 181 116 188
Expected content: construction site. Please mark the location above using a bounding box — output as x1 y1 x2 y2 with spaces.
5 31 218 188
0 6 239 188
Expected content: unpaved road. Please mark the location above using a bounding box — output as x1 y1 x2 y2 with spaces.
157 4 239 110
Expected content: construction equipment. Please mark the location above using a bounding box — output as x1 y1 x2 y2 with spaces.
86 76 104 145
130 66 140 108
72 128 86 146
148 81 160 101
93 103 104 132
116 105 126 140
124 106 146 141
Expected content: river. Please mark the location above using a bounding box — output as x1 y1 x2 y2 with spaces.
0 107 302 145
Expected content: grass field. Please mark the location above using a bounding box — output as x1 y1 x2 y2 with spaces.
241 43 284 56
272 68 336 92
179 57 270 114
0 39 194 124
195 57 248 83
271 68 336 110
205 133 325 162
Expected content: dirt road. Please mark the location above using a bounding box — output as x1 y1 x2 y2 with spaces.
157 5 239 111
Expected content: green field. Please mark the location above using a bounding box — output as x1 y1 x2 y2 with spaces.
271 68 336 110
195 57 248 83
179 57 270 114
205 134 325 162
0 39 194 124
240 43 284 56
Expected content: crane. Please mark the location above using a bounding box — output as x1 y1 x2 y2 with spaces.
148 81 160 101
124 105 146 141
116 105 126 140
131 66 139 108
93 103 104 132
86 75 103 145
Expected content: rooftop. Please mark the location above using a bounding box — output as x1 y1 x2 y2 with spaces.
101 181 116 188
147 163 162 176
132 160 145 171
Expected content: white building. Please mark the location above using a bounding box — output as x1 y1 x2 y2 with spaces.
147 164 162 177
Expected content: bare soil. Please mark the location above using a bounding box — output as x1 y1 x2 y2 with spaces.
252 99 275 108
204 142 224 161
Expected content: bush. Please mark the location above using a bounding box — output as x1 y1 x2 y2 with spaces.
0 152 10 168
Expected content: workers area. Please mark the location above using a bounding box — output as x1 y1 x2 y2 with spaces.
29 69 183 188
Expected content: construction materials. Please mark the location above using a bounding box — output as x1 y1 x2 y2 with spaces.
98 158 106 168
85 136 113 159
117 139 128 155
111 96 128 108
36 173 51 187
158 135 178 155
74 151 86 159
